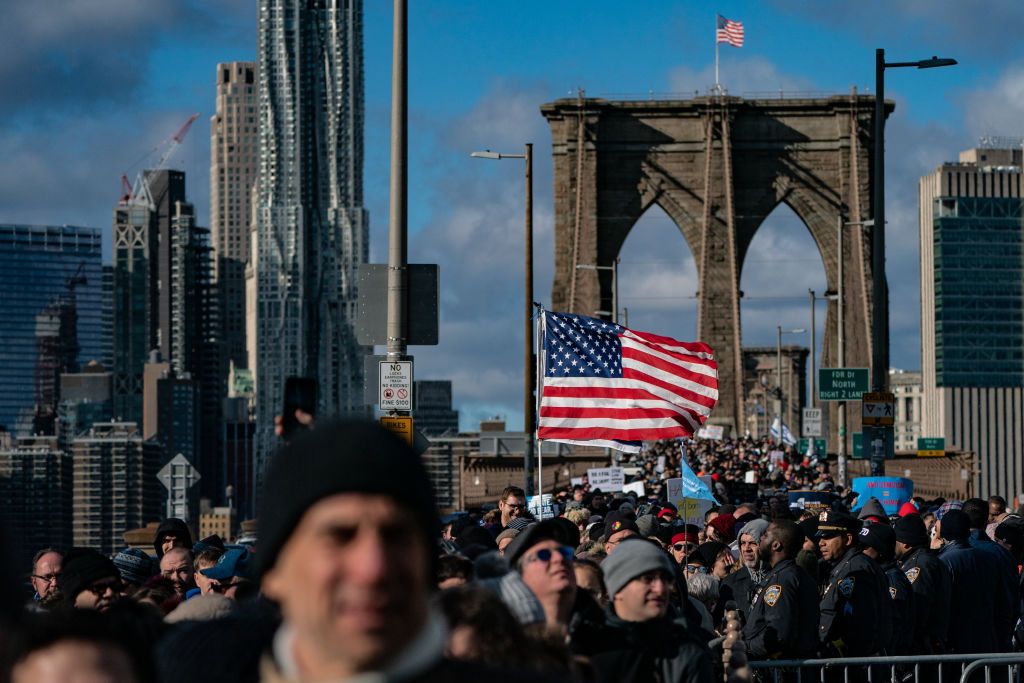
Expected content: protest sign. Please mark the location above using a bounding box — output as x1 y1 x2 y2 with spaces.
850 477 913 516
586 467 625 492
697 425 725 440
787 490 836 514
527 493 557 520
665 477 715 527
623 481 646 497
570 477 583 488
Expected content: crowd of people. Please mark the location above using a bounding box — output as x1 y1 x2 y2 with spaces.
2 423 1024 682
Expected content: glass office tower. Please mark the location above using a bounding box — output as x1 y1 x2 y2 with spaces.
0 225 104 436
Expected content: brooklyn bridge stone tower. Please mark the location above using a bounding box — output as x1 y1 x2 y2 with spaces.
541 93 891 434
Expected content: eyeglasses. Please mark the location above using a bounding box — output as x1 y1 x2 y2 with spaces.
84 580 123 597
527 546 574 564
210 580 246 594
31 573 59 584
685 564 708 574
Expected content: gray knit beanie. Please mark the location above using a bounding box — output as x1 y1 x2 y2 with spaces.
738 519 770 544
601 538 675 597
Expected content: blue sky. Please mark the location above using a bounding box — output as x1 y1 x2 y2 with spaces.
4 0 1024 431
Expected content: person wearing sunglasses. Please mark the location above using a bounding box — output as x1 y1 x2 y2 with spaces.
57 548 124 613
669 528 699 566
199 548 254 601
505 519 580 637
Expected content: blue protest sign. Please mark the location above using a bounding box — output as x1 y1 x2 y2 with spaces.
850 477 913 516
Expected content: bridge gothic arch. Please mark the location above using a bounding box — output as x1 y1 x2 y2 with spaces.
541 94 891 434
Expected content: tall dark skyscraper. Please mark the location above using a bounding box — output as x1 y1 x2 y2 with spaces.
113 170 224 501
255 0 369 474
0 225 103 436
920 143 1024 495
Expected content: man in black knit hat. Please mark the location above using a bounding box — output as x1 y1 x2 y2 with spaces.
59 548 124 612
158 419 550 683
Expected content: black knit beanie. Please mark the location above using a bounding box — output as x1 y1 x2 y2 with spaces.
59 548 120 603
893 514 928 547
940 509 970 541
256 419 440 579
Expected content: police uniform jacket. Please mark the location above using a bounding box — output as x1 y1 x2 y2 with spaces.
940 540 999 653
898 545 951 653
743 558 819 660
819 546 888 657
883 560 915 655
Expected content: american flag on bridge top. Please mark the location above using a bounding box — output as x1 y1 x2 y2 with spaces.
538 311 719 452
716 15 744 48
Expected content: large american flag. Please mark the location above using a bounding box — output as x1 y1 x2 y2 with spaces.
538 311 719 451
716 15 744 48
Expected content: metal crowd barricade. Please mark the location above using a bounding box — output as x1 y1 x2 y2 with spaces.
748 652 1024 683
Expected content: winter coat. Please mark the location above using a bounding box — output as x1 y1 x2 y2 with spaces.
571 604 713 683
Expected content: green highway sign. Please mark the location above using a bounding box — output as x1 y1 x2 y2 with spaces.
917 437 945 457
797 438 827 455
818 368 870 401
852 432 864 458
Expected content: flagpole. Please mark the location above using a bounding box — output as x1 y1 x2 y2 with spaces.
714 16 720 92
536 305 545 498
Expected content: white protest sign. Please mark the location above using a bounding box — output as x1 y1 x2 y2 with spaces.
665 477 715 527
587 467 625 492
697 424 725 440
656 455 666 474
570 477 584 488
623 481 646 497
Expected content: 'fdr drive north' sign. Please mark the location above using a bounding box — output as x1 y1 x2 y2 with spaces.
818 368 869 401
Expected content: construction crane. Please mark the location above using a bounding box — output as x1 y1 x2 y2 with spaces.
119 113 200 206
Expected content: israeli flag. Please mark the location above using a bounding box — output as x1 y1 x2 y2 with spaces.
677 441 718 502
770 416 796 446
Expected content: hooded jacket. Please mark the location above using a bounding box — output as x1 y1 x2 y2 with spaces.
154 518 193 558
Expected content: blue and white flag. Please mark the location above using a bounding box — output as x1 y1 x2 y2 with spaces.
770 416 796 446
678 441 718 502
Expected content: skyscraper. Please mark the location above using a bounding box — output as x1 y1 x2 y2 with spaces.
255 0 369 472
113 171 224 500
211 62 258 371
0 224 104 436
920 143 1024 495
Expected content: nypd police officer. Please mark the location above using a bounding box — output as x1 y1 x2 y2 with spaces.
743 520 819 660
816 510 889 657
895 514 951 653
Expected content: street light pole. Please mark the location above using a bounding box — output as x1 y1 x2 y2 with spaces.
872 48 886 394
808 289 816 458
386 0 408 367
872 48 956 474
469 146 535 495
837 216 846 486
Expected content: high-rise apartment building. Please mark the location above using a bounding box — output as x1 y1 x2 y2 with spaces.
0 225 104 436
71 421 162 555
0 435 72 571
211 62 258 372
920 143 1024 495
255 0 369 473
